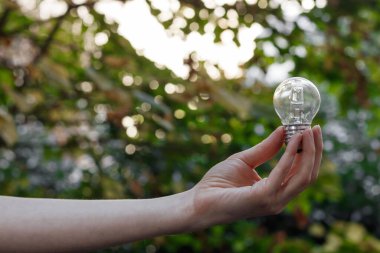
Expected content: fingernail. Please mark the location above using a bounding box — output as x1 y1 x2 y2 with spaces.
303 128 311 136
309 128 314 136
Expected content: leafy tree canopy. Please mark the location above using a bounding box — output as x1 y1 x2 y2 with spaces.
0 0 380 252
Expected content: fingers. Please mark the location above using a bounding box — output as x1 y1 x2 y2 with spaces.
311 125 323 182
248 126 322 218
228 126 284 168
281 128 316 199
282 126 322 186
267 133 303 189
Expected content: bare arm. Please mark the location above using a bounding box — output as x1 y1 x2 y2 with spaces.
0 192 196 253
0 126 323 252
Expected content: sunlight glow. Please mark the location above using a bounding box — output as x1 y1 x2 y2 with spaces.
126 126 138 138
17 0 320 81
40 0 68 19
125 144 136 154
95 0 265 79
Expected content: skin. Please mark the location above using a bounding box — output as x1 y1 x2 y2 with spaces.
0 125 323 253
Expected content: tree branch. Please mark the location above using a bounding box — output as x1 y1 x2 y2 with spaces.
33 1 97 64
33 9 70 64
0 7 11 36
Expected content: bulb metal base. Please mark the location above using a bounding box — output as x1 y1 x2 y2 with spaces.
284 124 311 145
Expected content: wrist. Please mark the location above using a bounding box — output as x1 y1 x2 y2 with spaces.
182 187 224 232
159 188 218 234
171 189 200 233
156 189 199 235
169 188 214 233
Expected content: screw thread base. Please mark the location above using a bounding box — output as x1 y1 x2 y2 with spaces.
284 124 311 144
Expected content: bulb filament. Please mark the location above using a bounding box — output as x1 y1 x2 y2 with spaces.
289 86 304 124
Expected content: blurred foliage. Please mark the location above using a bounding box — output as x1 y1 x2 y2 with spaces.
0 0 380 252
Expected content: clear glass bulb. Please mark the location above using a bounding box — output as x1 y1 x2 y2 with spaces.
273 77 321 144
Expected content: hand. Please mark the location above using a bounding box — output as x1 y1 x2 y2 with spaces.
190 126 323 229
0 126 322 252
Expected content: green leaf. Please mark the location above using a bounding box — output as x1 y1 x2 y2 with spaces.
0 108 17 146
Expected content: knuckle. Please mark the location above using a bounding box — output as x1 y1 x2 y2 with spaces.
263 198 273 212
302 179 309 187
265 195 284 215
272 203 284 215
228 157 250 168
275 205 285 215
269 204 277 215
227 153 240 160
300 177 311 188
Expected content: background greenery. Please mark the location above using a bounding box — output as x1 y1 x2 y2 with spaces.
1 0 380 252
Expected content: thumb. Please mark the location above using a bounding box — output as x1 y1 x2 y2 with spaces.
228 126 284 168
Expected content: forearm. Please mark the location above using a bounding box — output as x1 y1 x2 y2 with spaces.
0 191 196 253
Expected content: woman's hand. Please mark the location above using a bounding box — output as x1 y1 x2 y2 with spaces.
0 126 322 252
190 126 323 229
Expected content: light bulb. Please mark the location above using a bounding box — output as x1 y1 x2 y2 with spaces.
273 77 321 144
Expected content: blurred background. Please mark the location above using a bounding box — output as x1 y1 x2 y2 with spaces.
1 0 380 252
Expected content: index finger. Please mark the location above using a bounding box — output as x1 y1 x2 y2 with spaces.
281 128 316 200
267 133 303 189
228 126 284 168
